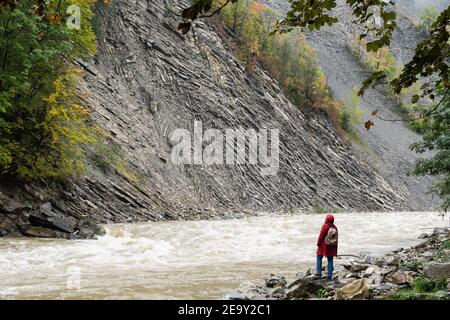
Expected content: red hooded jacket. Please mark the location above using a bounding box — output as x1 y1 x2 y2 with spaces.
316 214 338 257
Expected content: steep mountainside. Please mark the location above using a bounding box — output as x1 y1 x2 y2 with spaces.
265 0 441 210
0 0 405 237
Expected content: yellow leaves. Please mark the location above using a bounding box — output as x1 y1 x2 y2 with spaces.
314 69 327 91
25 66 100 178
0 1 103 179
45 92 58 105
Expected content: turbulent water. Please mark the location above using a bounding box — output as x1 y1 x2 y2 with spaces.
0 212 447 299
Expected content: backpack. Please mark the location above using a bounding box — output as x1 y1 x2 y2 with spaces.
325 226 338 246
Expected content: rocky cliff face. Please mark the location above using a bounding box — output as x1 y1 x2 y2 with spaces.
264 0 441 210
0 0 405 238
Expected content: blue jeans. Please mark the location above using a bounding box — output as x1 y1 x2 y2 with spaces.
316 255 334 279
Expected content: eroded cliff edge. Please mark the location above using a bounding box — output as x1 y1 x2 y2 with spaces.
0 0 405 238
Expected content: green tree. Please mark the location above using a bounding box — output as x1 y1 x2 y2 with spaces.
410 88 450 210
0 0 102 179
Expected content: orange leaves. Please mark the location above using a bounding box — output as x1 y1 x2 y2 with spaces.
249 1 265 14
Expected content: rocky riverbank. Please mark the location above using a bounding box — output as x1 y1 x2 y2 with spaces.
228 227 450 300
0 193 105 239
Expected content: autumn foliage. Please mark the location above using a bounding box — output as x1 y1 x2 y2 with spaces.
0 0 106 179
214 0 344 130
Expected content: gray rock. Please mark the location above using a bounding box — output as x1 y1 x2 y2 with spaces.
386 256 400 267
418 233 429 239
28 207 76 234
423 262 450 279
18 225 60 238
384 270 414 286
343 261 369 273
225 291 249 300
363 265 381 277
421 251 434 259
0 192 23 213
371 274 383 285
434 291 447 300
362 254 385 267
243 285 267 297
286 277 327 299
75 220 106 239
433 228 450 236
265 274 287 288
379 282 398 291
40 202 52 212
271 288 286 299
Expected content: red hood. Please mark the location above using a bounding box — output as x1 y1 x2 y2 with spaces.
325 214 334 225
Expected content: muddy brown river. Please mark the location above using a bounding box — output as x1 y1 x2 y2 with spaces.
0 212 447 299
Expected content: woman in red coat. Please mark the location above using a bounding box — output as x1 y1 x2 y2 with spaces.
315 214 338 280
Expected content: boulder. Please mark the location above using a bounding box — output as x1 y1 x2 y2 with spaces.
385 270 414 286
423 262 450 279
334 279 369 300
265 274 287 288
421 251 434 259
363 265 381 277
28 202 76 234
17 203 105 239
386 256 400 267
343 261 369 273
271 288 286 299
418 233 429 239
370 274 383 286
19 225 59 238
286 277 327 299
75 220 106 239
